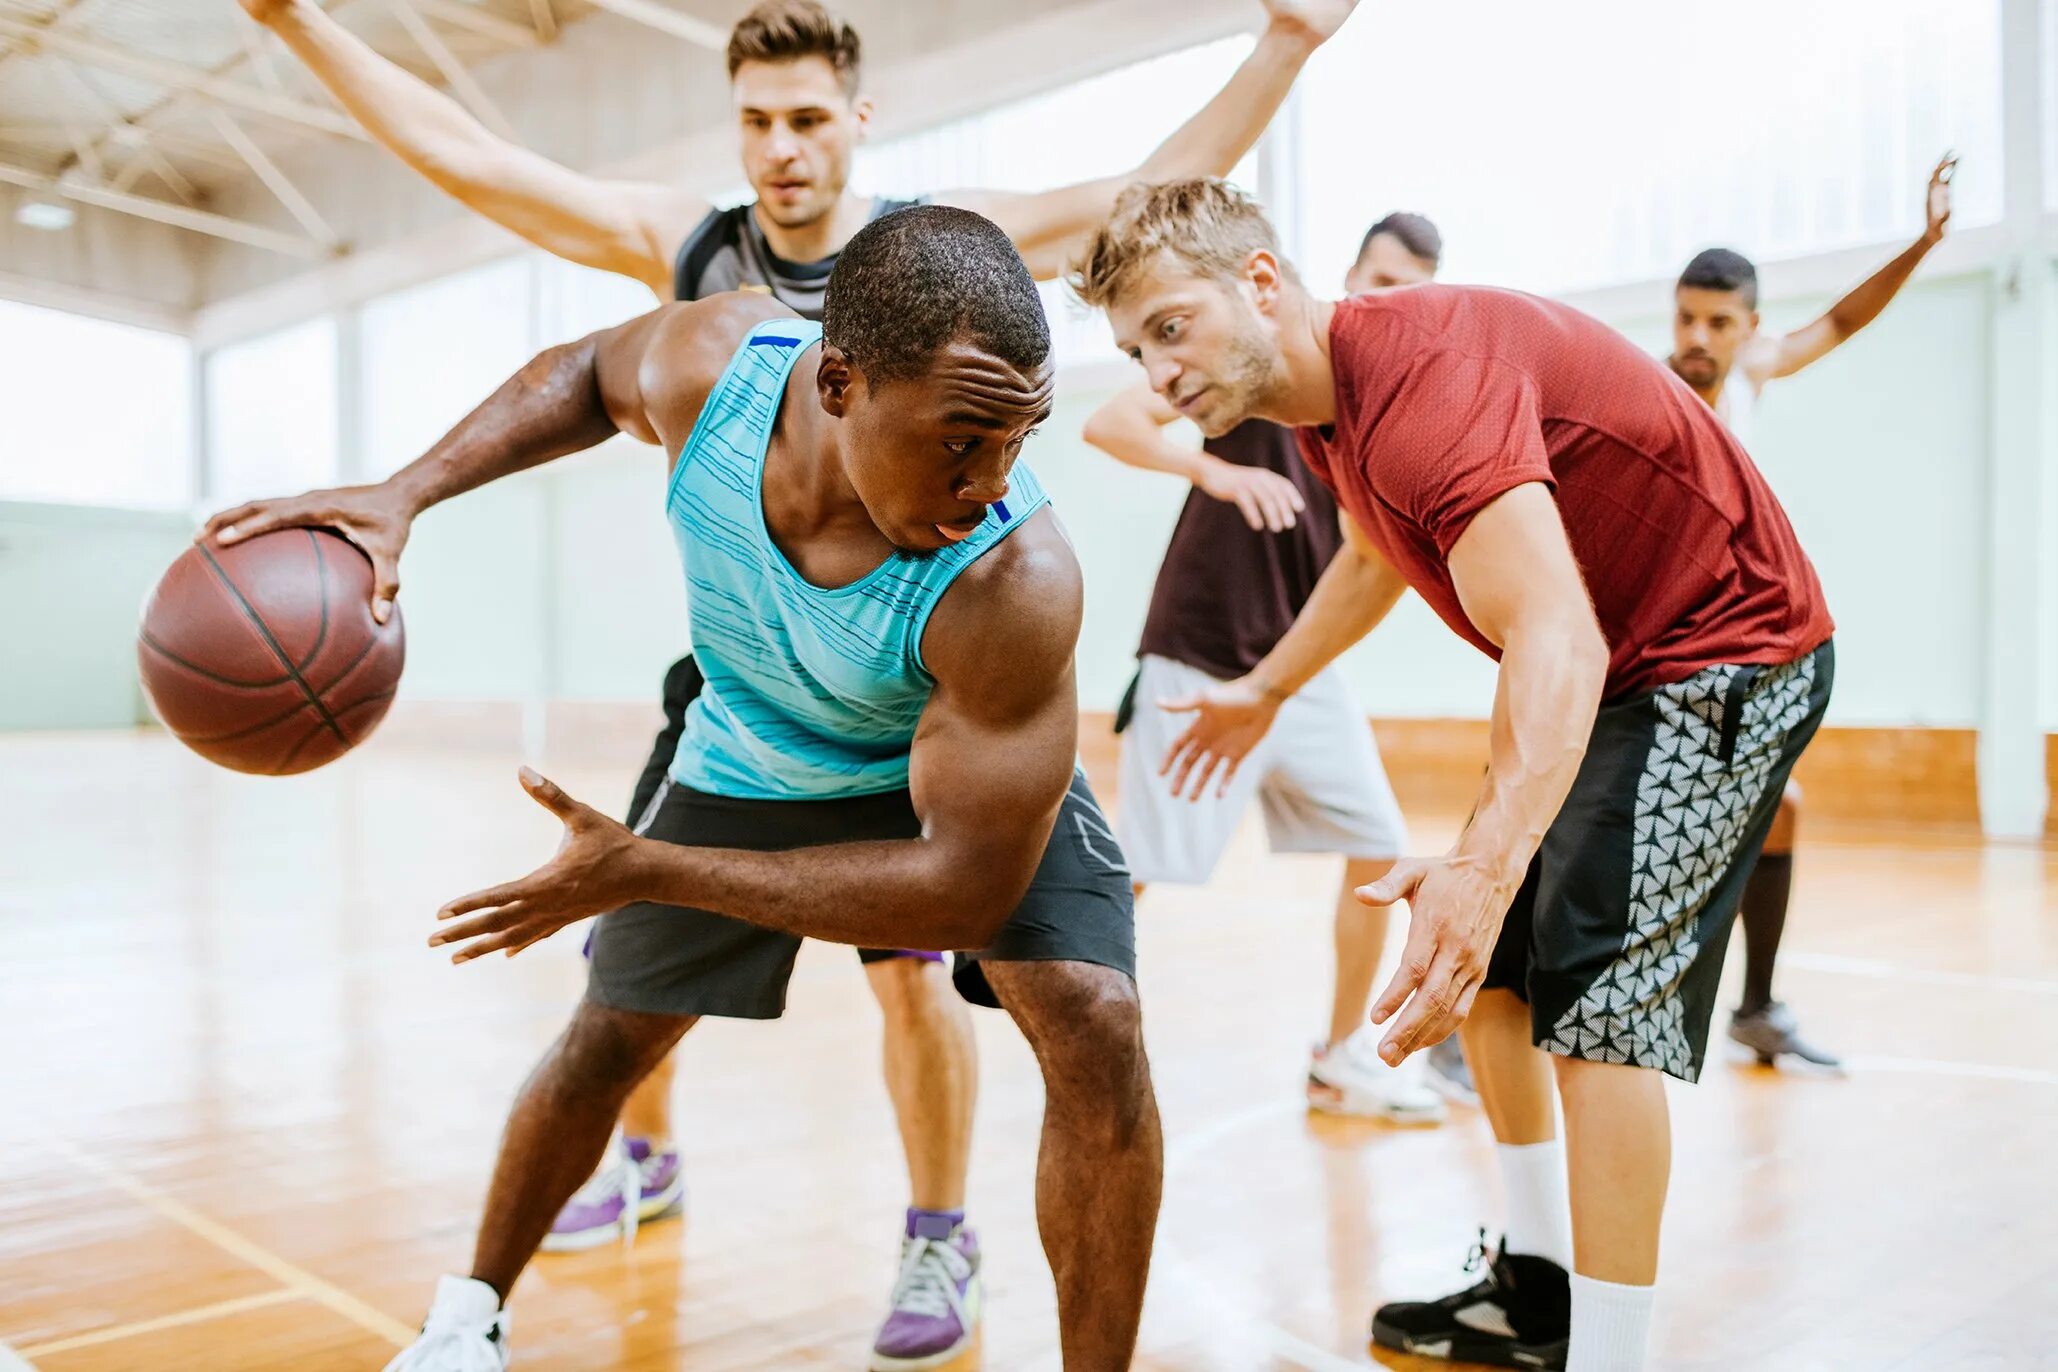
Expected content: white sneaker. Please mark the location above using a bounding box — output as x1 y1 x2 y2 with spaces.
383 1275 510 1372
1307 1030 1447 1124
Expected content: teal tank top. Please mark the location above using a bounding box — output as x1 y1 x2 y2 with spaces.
667 319 1050 800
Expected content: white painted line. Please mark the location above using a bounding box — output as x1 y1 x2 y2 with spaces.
18 1289 306 1358
1845 1056 2058 1088
1784 953 2058 997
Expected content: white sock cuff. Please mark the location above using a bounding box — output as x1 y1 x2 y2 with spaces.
1567 1274 1654 1372
1496 1139 1573 1270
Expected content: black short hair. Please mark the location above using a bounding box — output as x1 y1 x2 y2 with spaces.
823 204 1051 385
1359 211 1442 266
1678 247 1759 309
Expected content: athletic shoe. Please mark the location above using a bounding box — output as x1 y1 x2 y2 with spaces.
539 1135 685 1253
871 1222 983 1370
1728 1000 1842 1068
1307 1029 1446 1123
1425 1035 1481 1107
383 1275 509 1372
1370 1230 1569 1369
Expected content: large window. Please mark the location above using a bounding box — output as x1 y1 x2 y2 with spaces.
0 299 193 510
359 257 536 476
204 317 338 506
1293 0 2004 295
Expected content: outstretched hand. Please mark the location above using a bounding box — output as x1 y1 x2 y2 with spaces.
1357 855 1513 1065
432 769 652 963
1157 675 1284 801
1924 151 1957 242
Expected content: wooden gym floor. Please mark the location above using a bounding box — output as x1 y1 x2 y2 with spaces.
1 729 2053 1371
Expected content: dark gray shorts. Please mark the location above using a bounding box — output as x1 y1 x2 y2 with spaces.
586 768 1136 1019
1483 641 1833 1082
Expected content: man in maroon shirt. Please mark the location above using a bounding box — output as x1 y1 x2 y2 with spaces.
1081 212 1448 1125
1075 179 1834 1372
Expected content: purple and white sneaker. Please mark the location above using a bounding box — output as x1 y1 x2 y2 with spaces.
539 1135 685 1253
870 1213 982 1371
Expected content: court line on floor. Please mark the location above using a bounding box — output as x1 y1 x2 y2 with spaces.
1157 1097 1367 1372
1845 1056 2058 1088
0 1339 38 1370
16 1290 307 1358
46 1139 414 1348
1784 953 2058 997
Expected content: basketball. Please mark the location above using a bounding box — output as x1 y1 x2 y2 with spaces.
137 528 406 775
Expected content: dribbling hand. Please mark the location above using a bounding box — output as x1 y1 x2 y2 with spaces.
203 484 412 624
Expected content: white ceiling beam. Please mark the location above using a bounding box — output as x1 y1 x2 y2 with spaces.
578 0 724 49
0 15 370 140
386 0 515 140
206 107 339 246
0 267 193 334
0 160 334 258
49 60 199 204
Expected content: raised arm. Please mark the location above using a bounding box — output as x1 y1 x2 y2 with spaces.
936 0 1355 278
1160 512 1409 798
240 0 703 294
430 515 1087 959
203 294 781 620
1081 384 1305 531
1359 482 1608 1062
1754 151 1956 385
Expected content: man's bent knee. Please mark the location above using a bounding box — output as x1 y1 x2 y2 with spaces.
554 1001 695 1097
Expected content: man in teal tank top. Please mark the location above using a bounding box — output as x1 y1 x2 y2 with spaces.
208 207 1154 1372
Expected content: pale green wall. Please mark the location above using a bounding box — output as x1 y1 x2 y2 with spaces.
0 502 192 729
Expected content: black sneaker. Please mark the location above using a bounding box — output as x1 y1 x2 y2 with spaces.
1370 1230 1569 1369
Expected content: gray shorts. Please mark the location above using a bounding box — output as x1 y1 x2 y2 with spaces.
586 768 1136 1019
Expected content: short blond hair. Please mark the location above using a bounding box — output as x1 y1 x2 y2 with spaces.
1070 178 1298 310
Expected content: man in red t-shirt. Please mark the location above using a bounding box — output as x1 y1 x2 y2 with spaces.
1075 179 1834 1372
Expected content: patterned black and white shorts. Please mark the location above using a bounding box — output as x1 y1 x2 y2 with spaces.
1484 641 1834 1082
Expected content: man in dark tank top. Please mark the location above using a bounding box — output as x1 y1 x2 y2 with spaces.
1082 212 1463 1120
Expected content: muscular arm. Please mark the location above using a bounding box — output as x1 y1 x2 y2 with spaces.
244 0 701 295
937 1 1351 278
435 516 1088 957
1442 483 1609 899
202 294 784 612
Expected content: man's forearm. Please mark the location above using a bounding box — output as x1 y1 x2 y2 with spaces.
1137 25 1319 180
1451 620 1607 895
1246 542 1405 698
390 339 619 515
626 832 1026 951
1826 229 1939 339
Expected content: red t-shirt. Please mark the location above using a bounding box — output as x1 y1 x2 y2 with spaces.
1296 286 1833 698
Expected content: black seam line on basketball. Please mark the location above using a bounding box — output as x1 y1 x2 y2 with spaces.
296 528 332 673
138 629 292 690
314 617 386 697
196 543 348 746
273 713 334 774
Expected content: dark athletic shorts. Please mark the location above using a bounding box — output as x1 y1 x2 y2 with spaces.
613 655 936 968
587 766 1136 1019
1483 641 1833 1082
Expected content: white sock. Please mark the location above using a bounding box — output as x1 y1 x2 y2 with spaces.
1496 1139 1574 1269
1567 1274 1654 1372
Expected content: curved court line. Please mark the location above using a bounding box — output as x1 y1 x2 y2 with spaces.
1157 1097 1368 1372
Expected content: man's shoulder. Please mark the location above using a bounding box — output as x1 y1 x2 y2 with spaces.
645 293 807 434
925 510 1082 688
